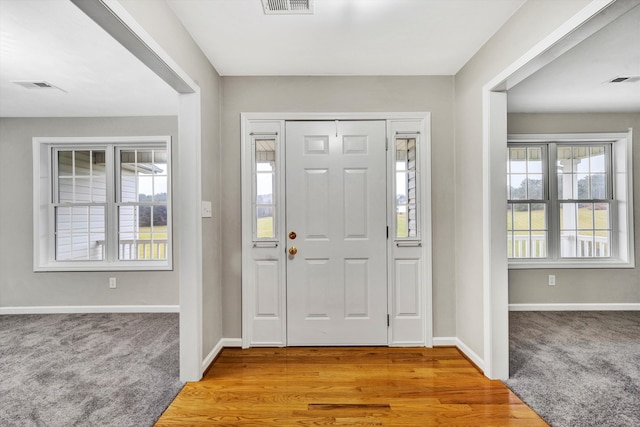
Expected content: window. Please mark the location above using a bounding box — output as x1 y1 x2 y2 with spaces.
508 132 634 269
117 148 169 261
54 149 107 261
507 145 547 258
253 137 277 241
393 134 421 240
34 137 171 271
556 145 611 258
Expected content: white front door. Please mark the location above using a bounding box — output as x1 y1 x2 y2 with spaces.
285 121 388 345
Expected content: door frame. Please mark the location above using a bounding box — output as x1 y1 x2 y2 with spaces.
241 112 432 348
482 0 627 379
73 0 203 382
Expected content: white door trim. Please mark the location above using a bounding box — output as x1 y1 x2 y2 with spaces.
482 0 621 380
241 112 432 349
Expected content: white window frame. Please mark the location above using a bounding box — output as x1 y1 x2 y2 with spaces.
508 131 634 269
33 136 172 271
392 132 422 242
251 132 280 244
507 144 549 259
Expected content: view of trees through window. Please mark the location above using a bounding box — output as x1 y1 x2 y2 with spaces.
136 193 168 227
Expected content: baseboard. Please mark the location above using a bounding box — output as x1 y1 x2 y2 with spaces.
0 305 179 315
432 337 458 346
433 336 485 373
202 339 225 373
222 338 243 347
509 303 640 311
454 338 485 373
201 338 243 374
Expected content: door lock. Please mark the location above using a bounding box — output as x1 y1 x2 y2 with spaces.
289 231 297 240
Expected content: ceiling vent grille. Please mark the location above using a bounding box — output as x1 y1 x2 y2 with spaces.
608 76 640 83
12 80 66 92
262 0 314 15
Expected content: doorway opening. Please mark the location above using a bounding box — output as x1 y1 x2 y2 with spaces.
73 0 204 381
483 0 634 380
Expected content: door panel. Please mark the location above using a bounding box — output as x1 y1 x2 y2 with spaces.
304 169 330 238
286 121 387 345
394 259 420 316
254 260 280 317
344 258 369 317
344 169 368 238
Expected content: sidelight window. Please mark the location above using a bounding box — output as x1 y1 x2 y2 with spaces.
394 135 420 240
253 136 278 241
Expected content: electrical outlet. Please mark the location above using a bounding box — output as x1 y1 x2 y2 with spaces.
548 275 556 286
109 277 117 289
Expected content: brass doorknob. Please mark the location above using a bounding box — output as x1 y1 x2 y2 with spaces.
288 246 298 256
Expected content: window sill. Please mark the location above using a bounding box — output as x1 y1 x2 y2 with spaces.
34 261 173 272
508 259 635 270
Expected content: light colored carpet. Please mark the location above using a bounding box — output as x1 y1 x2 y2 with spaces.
505 311 640 427
0 313 183 427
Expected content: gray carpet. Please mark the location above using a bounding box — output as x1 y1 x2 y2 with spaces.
505 311 640 427
0 313 184 427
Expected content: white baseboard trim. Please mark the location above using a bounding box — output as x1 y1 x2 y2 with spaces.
0 305 179 315
509 303 640 311
454 338 485 372
202 339 224 373
222 338 243 347
433 336 485 372
432 337 458 346
201 338 243 374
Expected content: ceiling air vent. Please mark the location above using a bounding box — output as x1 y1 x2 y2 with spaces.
262 0 314 15
608 76 640 83
12 80 66 92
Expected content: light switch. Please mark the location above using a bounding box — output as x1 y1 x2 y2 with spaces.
201 201 212 218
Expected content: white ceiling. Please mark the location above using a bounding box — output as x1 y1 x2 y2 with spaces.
0 0 178 117
0 0 637 117
508 4 640 113
167 0 526 76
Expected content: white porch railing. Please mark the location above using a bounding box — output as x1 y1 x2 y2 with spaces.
510 235 547 258
96 240 168 260
119 239 168 260
509 235 609 258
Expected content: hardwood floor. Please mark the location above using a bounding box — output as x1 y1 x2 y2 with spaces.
156 347 547 426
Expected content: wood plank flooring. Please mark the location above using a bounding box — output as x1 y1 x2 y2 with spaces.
156 347 547 426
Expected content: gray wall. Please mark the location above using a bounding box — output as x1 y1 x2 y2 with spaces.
120 0 224 359
0 116 179 307
221 76 457 338
507 113 640 304
454 0 592 356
